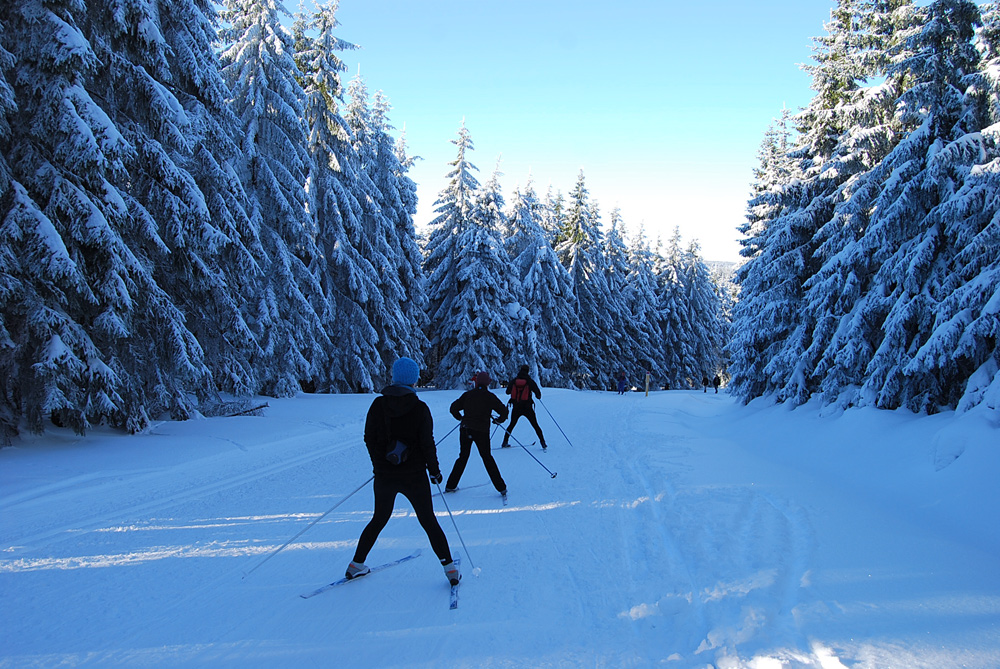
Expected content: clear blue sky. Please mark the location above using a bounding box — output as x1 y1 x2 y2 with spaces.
331 0 837 262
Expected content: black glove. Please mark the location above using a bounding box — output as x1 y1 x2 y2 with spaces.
492 417 504 425
429 472 443 485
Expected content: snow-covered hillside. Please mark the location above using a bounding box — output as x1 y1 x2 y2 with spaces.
1 389 997 668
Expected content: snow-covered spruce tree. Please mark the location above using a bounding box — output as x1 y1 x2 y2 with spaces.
294 1 380 393
470 164 521 382
761 0 880 405
392 129 431 366
728 111 799 401
624 222 665 383
92 0 271 412
368 90 430 372
555 171 617 389
506 178 584 387
604 208 653 379
158 0 265 399
344 77 420 383
220 0 328 397
0 18 22 440
423 122 480 387
802 0 924 408
679 239 727 387
540 185 565 244
818 0 984 412
852 0 998 413
3 0 191 433
657 228 695 389
424 126 516 388
910 1 1000 415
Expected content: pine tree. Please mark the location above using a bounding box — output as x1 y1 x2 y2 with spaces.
605 208 652 378
657 229 696 389
96 0 269 411
802 0 922 407
507 178 583 386
423 122 481 387
295 1 380 393
555 171 614 389
728 111 799 401
679 239 726 387
424 126 515 387
392 129 431 365
625 223 664 382
220 0 328 397
913 1 1000 414
164 0 264 399
3 0 184 433
0 17 23 439
821 0 983 411
540 185 565 244
368 90 429 372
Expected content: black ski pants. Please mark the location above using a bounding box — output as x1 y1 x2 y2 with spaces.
447 426 507 493
354 473 452 564
502 401 545 446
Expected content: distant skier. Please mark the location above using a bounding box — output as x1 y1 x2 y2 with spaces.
502 365 547 450
445 371 509 501
617 371 628 395
702 376 709 393
712 375 721 394
346 357 460 587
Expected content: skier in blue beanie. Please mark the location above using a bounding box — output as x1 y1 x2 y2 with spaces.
346 357 460 587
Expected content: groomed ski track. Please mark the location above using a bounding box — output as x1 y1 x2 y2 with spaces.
1 389 998 667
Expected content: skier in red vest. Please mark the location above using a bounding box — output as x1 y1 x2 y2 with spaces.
501 365 547 450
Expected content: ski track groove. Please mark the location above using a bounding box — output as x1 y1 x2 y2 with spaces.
615 398 709 659
0 426 361 554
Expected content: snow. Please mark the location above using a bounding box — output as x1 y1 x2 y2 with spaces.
2 389 998 668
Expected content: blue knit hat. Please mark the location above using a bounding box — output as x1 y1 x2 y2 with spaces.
392 357 420 387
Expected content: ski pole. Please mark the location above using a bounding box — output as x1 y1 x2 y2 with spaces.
243 474 374 579
538 398 574 449
437 422 460 445
505 429 557 479
435 481 477 573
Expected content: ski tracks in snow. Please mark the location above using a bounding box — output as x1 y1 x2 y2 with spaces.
602 392 817 665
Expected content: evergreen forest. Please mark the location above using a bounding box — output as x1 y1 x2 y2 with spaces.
2 0 998 440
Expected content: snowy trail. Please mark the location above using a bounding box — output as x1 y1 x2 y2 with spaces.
2 390 999 668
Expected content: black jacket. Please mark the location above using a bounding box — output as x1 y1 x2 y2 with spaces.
364 385 441 478
450 388 508 433
506 372 541 404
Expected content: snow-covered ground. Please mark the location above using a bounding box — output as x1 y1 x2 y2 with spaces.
1 388 998 668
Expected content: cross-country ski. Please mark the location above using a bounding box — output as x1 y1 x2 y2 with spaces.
300 551 422 599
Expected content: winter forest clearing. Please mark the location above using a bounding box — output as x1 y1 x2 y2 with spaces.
3 0 1000 665
1 389 998 668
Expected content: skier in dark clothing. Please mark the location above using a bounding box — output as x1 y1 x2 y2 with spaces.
617 372 628 395
712 375 721 393
702 376 709 393
347 357 460 586
446 371 508 500
502 364 547 449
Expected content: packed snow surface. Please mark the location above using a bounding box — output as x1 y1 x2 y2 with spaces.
2 389 998 668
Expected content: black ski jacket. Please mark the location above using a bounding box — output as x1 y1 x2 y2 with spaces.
364 385 442 478
450 388 508 433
